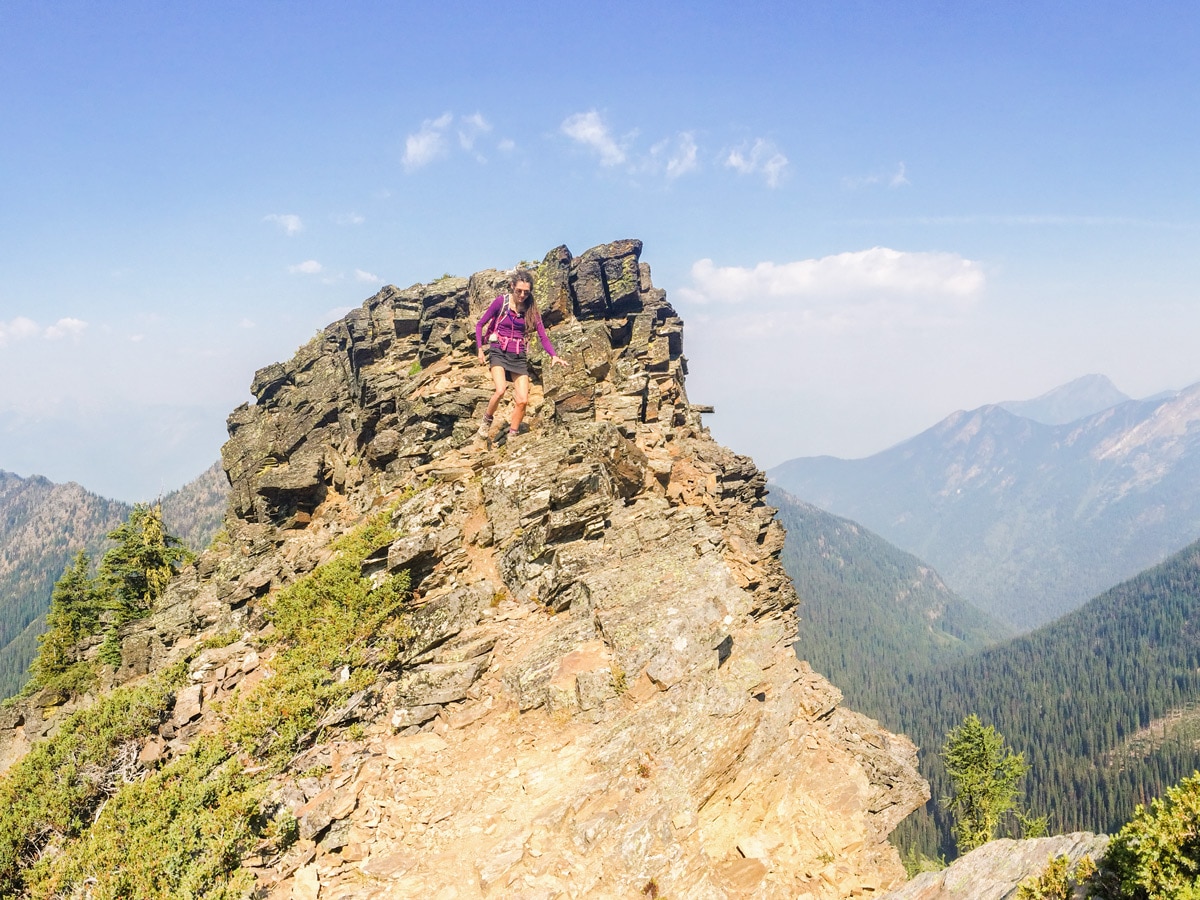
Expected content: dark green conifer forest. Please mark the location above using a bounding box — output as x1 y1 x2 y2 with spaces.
776 488 1200 860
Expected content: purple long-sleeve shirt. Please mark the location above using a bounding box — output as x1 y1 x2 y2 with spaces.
475 295 556 356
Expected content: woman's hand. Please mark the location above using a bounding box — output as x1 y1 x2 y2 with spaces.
477 350 487 366
550 355 569 367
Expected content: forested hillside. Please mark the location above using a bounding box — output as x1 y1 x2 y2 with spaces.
0 473 127 699
775 489 1009 702
881 539 1200 859
159 461 229 552
0 464 229 700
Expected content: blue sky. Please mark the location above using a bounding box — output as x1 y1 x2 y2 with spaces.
1 1 1197 500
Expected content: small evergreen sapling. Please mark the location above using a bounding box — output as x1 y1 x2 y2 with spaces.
941 714 1033 853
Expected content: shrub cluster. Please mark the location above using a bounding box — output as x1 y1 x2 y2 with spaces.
0 508 411 898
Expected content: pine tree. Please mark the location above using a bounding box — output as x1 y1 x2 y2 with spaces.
942 714 1030 853
28 552 100 687
95 504 192 666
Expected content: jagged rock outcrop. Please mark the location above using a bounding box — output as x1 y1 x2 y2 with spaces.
0 240 928 897
883 833 1110 899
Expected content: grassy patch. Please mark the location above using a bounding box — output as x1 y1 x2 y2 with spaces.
26 736 261 900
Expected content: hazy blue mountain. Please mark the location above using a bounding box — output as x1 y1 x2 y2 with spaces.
770 380 1200 630
774 488 1010 705
0 463 229 699
997 373 1131 424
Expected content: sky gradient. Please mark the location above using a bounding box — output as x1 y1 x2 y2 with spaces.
1 1 1197 500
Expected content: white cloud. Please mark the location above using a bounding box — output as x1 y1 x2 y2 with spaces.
239 318 255 329
289 260 324 275
497 138 516 153
679 248 985 335
725 139 789 188
334 212 365 226
129 334 145 342
0 317 40 345
843 162 910 190
686 248 984 303
264 213 304 235
561 110 626 166
649 132 699 180
403 112 453 170
43 317 88 340
458 112 491 152
355 269 382 283
1 316 90 345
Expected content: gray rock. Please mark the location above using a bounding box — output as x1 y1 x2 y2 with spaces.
883 833 1110 900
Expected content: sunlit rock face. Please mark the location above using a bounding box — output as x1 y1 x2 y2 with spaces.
1 240 929 898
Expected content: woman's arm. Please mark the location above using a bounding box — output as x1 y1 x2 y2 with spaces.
475 295 504 350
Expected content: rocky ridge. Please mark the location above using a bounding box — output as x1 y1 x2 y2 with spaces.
0 239 927 897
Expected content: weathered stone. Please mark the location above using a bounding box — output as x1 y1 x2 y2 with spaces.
882 833 1110 900
365 429 402 464
394 659 488 707
172 684 203 725
536 244 573 328
569 251 609 320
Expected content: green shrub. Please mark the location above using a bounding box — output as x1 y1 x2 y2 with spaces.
25 737 261 900
226 511 411 764
0 664 186 896
1016 854 1097 899
1096 771 1200 899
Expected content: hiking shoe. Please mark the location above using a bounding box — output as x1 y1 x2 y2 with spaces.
477 419 492 437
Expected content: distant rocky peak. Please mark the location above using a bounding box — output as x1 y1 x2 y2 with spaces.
997 373 1131 425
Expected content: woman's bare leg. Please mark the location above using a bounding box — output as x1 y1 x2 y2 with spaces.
510 374 531 432
485 365 508 418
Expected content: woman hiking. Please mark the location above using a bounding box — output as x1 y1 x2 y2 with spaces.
475 269 568 440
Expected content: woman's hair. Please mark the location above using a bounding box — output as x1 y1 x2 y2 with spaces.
509 268 542 339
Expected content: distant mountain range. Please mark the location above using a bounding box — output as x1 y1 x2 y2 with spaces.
0 473 128 700
771 377 1200 630
771 470 1200 860
0 463 229 699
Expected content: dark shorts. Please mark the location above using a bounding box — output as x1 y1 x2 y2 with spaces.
488 346 530 379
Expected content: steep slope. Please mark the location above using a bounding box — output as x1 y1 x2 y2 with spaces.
889 537 1200 859
774 488 1010 713
771 386 1200 629
159 460 229 552
0 472 127 699
997 374 1131 425
0 240 927 898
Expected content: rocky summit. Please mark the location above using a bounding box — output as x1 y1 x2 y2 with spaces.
0 239 927 898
